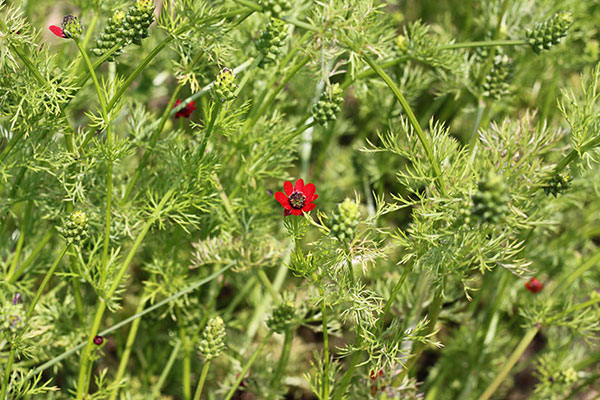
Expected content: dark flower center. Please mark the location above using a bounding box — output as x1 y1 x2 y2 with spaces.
288 191 306 209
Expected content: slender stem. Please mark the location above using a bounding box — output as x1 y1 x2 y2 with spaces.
151 341 182 398
468 101 490 152
361 53 448 197
545 297 600 325
397 289 444 383
107 37 172 110
75 39 108 118
108 295 149 400
378 266 411 332
256 269 280 302
75 189 176 399
248 55 312 128
479 250 600 399
26 245 70 318
197 102 223 158
6 208 29 280
0 347 16 400
180 314 192 400
438 39 527 50
9 231 52 283
478 328 538 400
193 361 211 400
271 329 294 392
1 244 68 397
22 264 230 388
332 336 363 400
223 332 273 400
311 273 330 399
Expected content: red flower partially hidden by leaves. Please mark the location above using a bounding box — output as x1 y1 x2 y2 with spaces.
49 25 66 38
275 179 318 216
173 99 197 119
525 277 543 293
93 335 104 345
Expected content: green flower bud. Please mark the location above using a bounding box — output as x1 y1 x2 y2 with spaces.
261 0 292 17
256 19 288 67
267 301 296 333
92 10 126 61
482 54 513 100
311 83 344 126
543 171 571 197
212 68 238 102
328 198 361 242
62 15 84 39
471 171 510 224
197 316 226 361
120 0 155 46
526 11 573 54
59 210 90 246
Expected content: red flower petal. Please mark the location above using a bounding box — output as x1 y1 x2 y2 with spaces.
294 178 304 192
49 25 65 38
291 209 303 216
307 194 319 203
275 192 292 210
303 183 316 198
302 203 316 212
284 181 293 196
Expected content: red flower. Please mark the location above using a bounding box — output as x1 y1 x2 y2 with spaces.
93 335 104 345
275 178 318 216
49 25 66 38
525 277 543 293
173 99 197 119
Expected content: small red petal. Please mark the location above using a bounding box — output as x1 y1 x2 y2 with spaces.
294 178 304 192
309 194 319 203
284 181 293 196
303 203 316 212
275 192 291 209
303 183 316 197
291 209 303 216
174 99 182 107
284 209 292 216
49 25 65 38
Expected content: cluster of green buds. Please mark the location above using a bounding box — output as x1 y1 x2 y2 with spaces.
311 83 344 126
526 11 573 54
543 171 572 197
261 0 292 17
59 210 90 246
92 10 126 60
255 19 288 67
197 316 226 361
482 54 513 100
121 0 155 46
328 198 361 242
471 171 510 224
62 15 84 39
266 301 296 333
212 68 237 102
92 0 155 59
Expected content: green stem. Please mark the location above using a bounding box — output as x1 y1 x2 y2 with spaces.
0 347 16 400
479 250 600 399
9 231 52 283
378 266 411 332
75 189 175 399
438 39 527 50
151 341 182 398
247 55 312 128
478 328 538 400
0 245 69 399
108 295 149 400
26 245 70 318
360 53 448 197
197 102 223 158
256 269 280 302
179 311 192 400
193 361 211 400
332 336 363 400
311 273 330 399
397 289 444 383
545 297 600 325
223 332 273 400
6 206 29 280
271 329 294 392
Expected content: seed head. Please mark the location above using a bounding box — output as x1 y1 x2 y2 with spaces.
198 316 226 361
